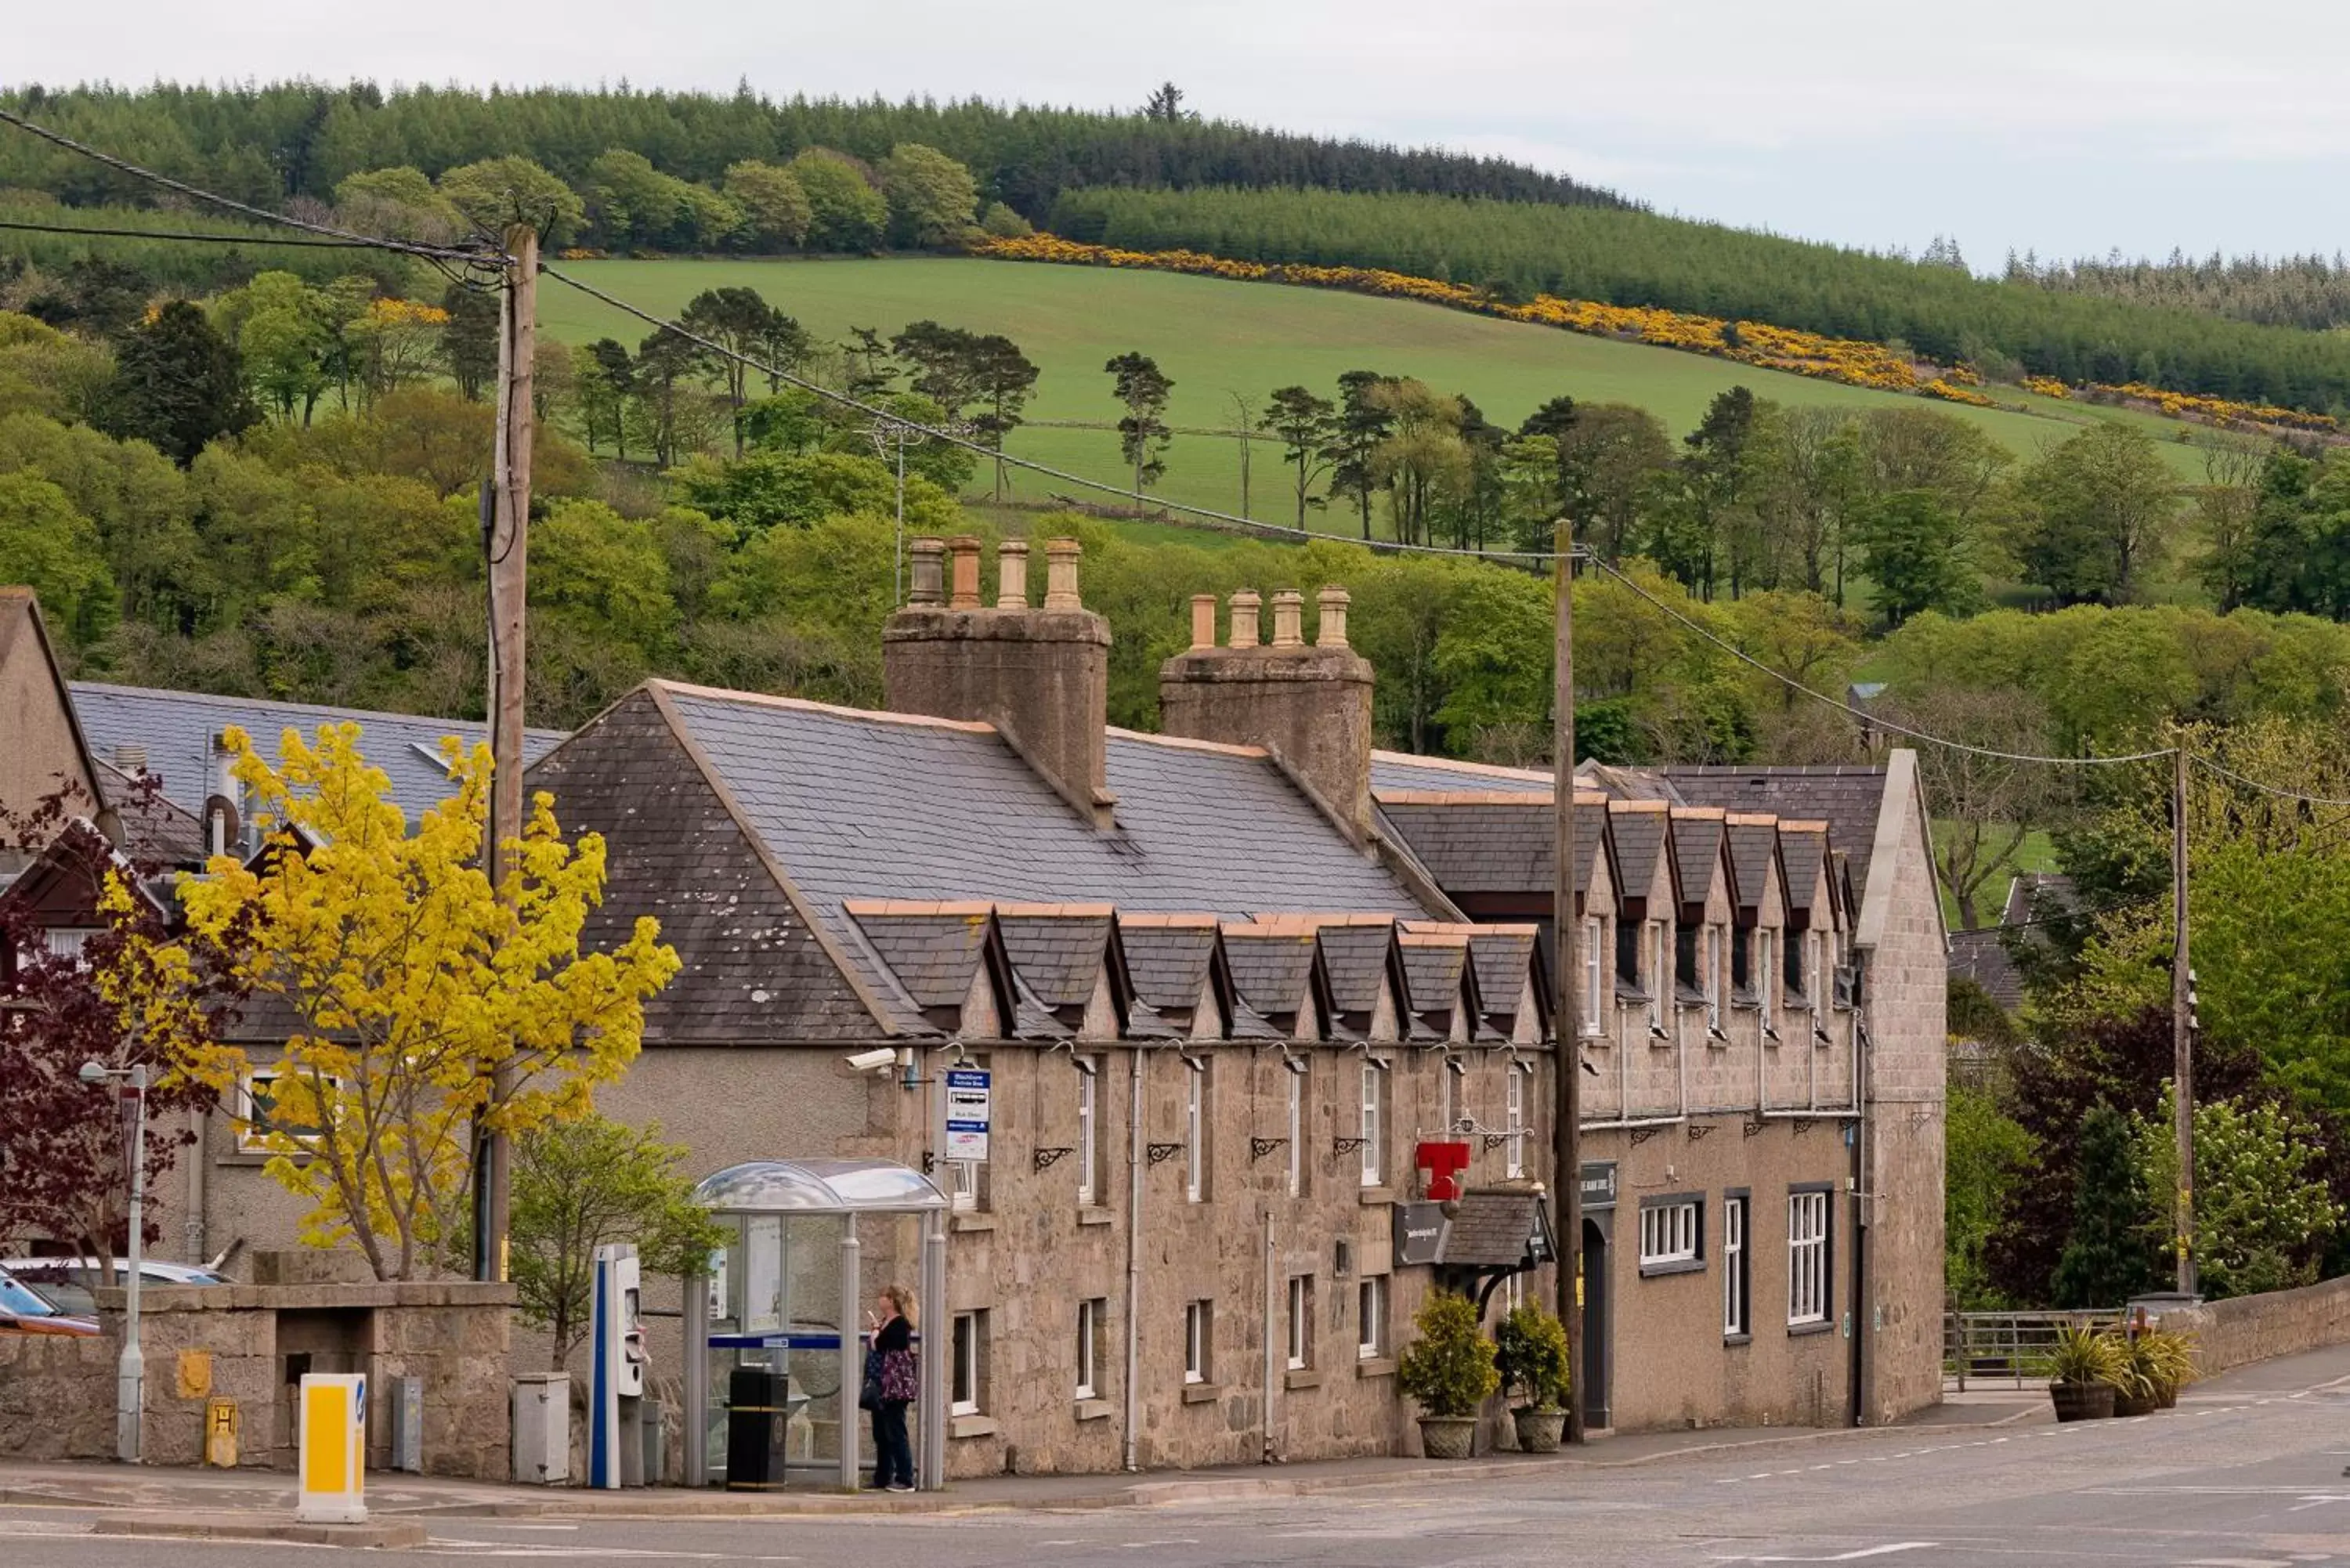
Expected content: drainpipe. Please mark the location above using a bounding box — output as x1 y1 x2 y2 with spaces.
1847 955 1871 1429
1261 1205 1276 1465
1123 1046 1145 1472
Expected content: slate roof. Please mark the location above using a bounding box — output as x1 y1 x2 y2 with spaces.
1116 915 1220 1017
996 906 1115 1013
70 682 567 827
1374 800 1549 893
1725 817 1780 915
1669 809 1727 911
1220 923 1319 1021
1607 801 1671 907
1396 929 1474 1036
1437 1187 1553 1269
1664 767 1891 901
1462 926 1541 1032
1310 916 1396 1019
1777 823 1830 915
844 902 994 1010
1369 751 1550 797
96 759 204 864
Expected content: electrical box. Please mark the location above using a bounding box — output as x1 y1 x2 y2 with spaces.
512 1372 570 1486
388 1376 425 1473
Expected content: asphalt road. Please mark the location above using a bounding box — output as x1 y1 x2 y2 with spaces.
8 1370 2350 1566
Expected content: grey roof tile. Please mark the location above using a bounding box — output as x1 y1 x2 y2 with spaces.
1671 812 1726 910
1664 767 1890 898
1725 820 1779 913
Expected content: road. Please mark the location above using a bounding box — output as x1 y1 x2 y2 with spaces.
6 1360 2349 1566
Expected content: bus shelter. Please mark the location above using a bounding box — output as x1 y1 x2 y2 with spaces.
682 1159 949 1492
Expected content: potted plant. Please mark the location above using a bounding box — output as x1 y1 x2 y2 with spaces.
1494 1301 1571 1453
2109 1328 2159 1418
2129 1328 2197 1411
2039 1321 2123 1422
1396 1288 1500 1458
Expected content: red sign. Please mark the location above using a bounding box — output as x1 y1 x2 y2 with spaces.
1415 1140 1472 1201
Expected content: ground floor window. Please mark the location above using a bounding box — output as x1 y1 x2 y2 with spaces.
1286 1276 1314 1370
1788 1187 1831 1328
1076 1298 1104 1401
951 1309 986 1414
1357 1276 1387 1360
1723 1193 1750 1339
1638 1194 1703 1275
1184 1299 1213 1384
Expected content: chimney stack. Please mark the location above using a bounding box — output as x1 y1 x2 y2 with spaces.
1158 582 1376 840
884 536 1115 829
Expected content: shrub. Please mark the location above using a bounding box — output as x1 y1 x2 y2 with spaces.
1395 1289 1499 1418
1493 1301 1571 1410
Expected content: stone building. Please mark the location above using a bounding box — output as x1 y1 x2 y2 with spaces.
1 547 1947 1473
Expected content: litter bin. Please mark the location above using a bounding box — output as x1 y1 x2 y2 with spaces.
725 1368 790 1491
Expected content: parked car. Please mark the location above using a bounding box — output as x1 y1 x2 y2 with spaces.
0 1257 230 1317
0 1266 99 1336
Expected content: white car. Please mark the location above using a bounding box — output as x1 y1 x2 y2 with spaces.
0 1257 230 1317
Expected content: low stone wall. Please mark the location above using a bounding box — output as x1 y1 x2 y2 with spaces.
0 1280 518 1477
2159 1274 2350 1378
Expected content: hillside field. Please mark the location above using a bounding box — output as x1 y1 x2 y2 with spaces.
536 256 2222 526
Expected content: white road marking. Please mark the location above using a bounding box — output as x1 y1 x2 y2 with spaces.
1716 1545 1940 1563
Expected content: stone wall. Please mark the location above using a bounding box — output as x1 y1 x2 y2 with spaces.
2159 1275 2350 1378
0 1331 114 1460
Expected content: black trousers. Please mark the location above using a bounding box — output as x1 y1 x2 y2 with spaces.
871 1399 913 1487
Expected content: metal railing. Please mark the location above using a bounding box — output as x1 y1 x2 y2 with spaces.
1943 1310 2117 1390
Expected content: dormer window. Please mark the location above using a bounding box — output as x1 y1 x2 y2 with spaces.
1757 930 1775 1035
1582 917 1603 1036
1703 927 1723 1029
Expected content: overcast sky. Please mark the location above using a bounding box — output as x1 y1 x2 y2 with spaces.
15 0 2349 267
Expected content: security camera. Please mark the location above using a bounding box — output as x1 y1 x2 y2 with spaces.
845 1047 898 1073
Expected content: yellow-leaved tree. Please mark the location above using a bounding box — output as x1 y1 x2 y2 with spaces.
147 723 678 1280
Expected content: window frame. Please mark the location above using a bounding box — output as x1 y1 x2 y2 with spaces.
1184 1057 1207 1204
1582 916 1604 1034
1723 1190 1751 1341
1788 1185 1834 1329
1076 1059 1099 1207
1285 1275 1314 1371
42 927 99 964
237 1067 336 1154
1356 1275 1387 1360
1285 1061 1304 1199
1637 1192 1705 1277
950 1309 985 1415
1704 926 1723 1029
1184 1299 1213 1385
1504 1062 1527 1180
1647 921 1668 1031
1359 1063 1383 1187
1440 1055 1466 1136
1076 1297 1104 1401
1757 930 1776 1035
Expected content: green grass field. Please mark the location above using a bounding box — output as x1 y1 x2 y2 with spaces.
537 256 2223 527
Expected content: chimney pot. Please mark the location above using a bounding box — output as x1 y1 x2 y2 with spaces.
1229 590 1261 649
1044 539 1083 610
1270 590 1305 649
1316 587 1352 649
908 538 946 606
996 540 1031 609
947 536 984 609
1188 594 1217 651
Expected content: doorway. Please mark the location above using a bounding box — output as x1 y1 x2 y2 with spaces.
1582 1217 1611 1430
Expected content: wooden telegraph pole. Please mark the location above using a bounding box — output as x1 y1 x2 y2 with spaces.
479 222 537 1284
1552 515 1585 1443
2171 744 2196 1295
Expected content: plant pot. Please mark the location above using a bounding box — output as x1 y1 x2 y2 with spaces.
2153 1384 2178 1410
1417 1414 1478 1459
2048 1381 2115 1422
1513 1407 1567 1454
2111 1391 2159 1418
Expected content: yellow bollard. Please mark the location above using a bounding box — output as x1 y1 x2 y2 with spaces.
203 1397 238 1469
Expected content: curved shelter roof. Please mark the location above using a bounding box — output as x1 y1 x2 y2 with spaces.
692 1158 948 1215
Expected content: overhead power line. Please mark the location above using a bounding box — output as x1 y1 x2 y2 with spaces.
537 261 1574 564
0 216 415 249
2190 753 2350 810
0 107 502 265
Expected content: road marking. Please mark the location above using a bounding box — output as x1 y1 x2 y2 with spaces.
1717 1545 1940 1563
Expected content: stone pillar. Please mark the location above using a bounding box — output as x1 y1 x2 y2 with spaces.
997 540 1030 610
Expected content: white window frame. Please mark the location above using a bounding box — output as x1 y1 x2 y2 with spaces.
1582 916 1604 1035
1359 1064 1383 1187
1285 1275 1312 1371
237 1068 336 1154
1704 927 1723 1028
42 927 99 964
1757 930 1775 1034
1184 1059 1207 1204
951 1310 983 1415
1076 1298 1102 1401
1184 1299 1212 1384
1440 1056 1465 1136
1076 1060 1099 1206
1639 1196 1702 1274
1723 1194 1749 1338
1285 1064 1304 1199
1504 1064 1527 1180
1788 1190 1831 1327
1806 931 1823 1013
1357 1275 1387 1360
1646 922 1667 1031
949 1158 978 1213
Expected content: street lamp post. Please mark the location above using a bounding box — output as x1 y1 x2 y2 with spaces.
80 1059 147 1463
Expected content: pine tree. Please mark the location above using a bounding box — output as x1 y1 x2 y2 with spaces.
2050 1103 2162 1309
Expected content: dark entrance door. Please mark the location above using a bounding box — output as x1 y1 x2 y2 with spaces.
1582 1216 1611 1429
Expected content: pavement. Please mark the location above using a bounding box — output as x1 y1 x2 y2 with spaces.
7 1348 2350 1563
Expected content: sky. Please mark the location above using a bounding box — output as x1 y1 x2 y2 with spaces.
13 0 2350 268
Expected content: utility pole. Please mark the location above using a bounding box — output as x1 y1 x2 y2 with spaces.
2171 744 2196 1295
1552 515 1585 1445
478 221 537 1285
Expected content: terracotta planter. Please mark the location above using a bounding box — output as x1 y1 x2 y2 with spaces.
2048 1380 2115 1422
1417 1414 1478 1459
1513 1407 1567 1454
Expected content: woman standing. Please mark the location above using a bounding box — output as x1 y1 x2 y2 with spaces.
866 1284 917 1491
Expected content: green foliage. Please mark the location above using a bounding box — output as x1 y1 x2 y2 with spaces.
1492 1301 1571 1409
880 143 980 248
1050 186 2350 414
2037 1320 2126 1386
722 161 812 251
2051 1104 2163 1309
672 448 957 535
508 1115 731 1369
1105 351 1173 490
99 299 255 466
978 202 1034 240
1394 1288 1499 1418
2013 422 2180 606
0 470 115 644
436 156 584 245
789 150 888 252
1945 1081 2034 1309
2134 1085 2342 1299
